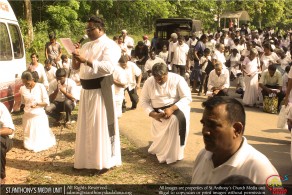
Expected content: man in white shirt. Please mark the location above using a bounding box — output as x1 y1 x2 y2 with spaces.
167 33 178 65
171 35 189 77
0 102 15 184
46 68 78 124
191 96 280 184
205 34 216 53
259 64 284 111
44 59 57 83
186 33 197 47
207 62 230 96
212 43 226 69
144 50 166 77
119 55 142 111
113 65 127 118
122 29 134 57
141 63 192 164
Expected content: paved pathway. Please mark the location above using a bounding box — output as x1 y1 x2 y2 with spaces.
119 86 292 184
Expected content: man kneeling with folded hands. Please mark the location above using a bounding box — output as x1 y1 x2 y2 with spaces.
140 63 192 164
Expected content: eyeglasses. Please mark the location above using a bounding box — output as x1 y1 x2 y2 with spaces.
85 27 96 33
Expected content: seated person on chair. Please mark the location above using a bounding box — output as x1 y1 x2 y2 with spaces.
207 62 230 96
46 68 78 124
259 64 284 110
140 63 192 164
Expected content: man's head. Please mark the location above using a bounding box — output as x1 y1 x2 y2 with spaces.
118 54 128 69
203 48 211 56
118 35 123 44
178 35 184 45
137 41 144 48
61 54 68 63
121 29 127 38
231 48 239 56
86 16 105 40
171 33 178 42
48 32 56 43
249 48 258 59
234 38 240 45
214 62 223 76
30 53 39 63
215 43 225 53
44 59 52 71
200 34 208 43
263 43 272 53
152 63 168 85
200 96 245 154
149 50 156 60
56 68 67 85
268 64 277 77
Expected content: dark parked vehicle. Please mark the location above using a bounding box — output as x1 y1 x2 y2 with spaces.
154 18 202 53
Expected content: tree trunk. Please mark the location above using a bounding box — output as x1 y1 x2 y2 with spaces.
24 0 33 47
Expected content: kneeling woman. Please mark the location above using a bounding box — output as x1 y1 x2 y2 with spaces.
20 71 56 152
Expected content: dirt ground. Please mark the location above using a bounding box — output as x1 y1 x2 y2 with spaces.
4 110 189 185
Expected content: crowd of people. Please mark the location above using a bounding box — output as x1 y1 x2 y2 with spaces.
1 16 291 186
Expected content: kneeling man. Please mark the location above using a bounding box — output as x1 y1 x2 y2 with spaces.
46 68 78 124
141 63 192 164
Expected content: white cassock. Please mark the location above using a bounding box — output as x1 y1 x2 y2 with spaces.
141 72 192 164
74 34 122 169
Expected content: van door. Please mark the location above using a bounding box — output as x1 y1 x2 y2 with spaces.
0 1 26 112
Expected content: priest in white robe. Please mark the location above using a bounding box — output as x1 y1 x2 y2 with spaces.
72 16 122 170
141 63 192 164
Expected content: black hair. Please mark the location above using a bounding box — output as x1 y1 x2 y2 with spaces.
118 54 128 63
113 36 118 41
56 68 67 77
44 59 51 65
202 96 246 132
48 31 56 39
263 42 273 51
30 53 39 59
88 16 105 31
285 65 291 73
149 49 156 54
268 64 277 71
61 54 67 61
178 35 184 41
200 34 207 41
203 48 211 55
219 175 255 184
152 63 168 77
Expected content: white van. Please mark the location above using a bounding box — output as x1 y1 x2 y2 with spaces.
0 0 26 111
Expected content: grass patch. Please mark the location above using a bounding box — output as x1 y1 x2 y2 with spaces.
6 109 189 187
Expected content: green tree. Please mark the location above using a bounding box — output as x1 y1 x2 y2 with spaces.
46 0 81 35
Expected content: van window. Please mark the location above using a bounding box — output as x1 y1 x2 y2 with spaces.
0 22 12 61
8 24 24 59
